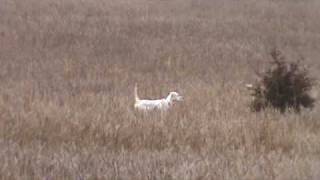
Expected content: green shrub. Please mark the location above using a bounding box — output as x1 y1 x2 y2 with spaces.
250 49 315 113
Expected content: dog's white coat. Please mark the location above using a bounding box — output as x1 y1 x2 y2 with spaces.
134 84 182 111
245 83 254 90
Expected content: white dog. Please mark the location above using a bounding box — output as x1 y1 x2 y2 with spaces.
134 83 183 111
245 83 254 90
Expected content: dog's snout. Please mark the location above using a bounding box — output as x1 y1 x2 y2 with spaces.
177 96 183 101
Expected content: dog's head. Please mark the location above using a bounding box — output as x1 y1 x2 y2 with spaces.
168 92 183 101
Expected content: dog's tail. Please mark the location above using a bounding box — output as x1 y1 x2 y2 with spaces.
134 83 140 101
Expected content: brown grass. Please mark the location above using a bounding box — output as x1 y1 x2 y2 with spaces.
0 0 320 179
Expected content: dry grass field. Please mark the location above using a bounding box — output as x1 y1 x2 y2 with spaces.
0 0 320 179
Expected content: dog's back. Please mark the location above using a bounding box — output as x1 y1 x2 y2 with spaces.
135 99 168 111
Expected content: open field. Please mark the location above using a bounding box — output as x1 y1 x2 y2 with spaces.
0 0 320 179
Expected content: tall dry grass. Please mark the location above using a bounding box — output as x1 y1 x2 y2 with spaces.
0 0 320 179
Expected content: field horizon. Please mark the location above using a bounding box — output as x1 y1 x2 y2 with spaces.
0 0 320 179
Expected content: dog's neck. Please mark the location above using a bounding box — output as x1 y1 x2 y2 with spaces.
165 94 173 104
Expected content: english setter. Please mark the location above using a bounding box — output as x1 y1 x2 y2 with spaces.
134 83 183 111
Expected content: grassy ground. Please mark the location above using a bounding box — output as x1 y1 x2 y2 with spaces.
0 0 320 179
